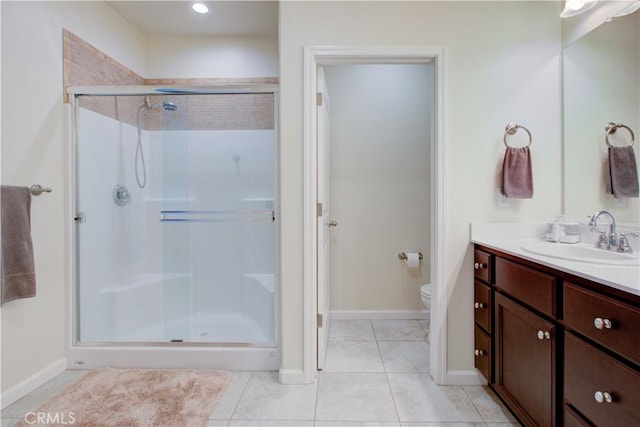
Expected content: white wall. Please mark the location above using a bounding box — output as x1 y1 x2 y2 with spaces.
325 64 431 312
279 1 562 375
145 35 278 79
0 0 146 397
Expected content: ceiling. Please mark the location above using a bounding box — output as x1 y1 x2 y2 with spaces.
106 1 278 37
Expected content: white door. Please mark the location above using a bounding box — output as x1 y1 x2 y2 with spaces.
317 66 332 370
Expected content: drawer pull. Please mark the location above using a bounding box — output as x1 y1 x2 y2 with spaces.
474 349 485 356
474 302 485 309
537 330 551 340
593 317 613 330
474 262 487 270
594 391 614 404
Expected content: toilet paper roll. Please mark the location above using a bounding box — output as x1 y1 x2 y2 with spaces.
405 252 420 269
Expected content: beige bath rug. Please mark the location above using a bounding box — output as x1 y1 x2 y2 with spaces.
14 367 230 427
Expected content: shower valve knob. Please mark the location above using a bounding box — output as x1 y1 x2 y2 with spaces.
328 220 338 227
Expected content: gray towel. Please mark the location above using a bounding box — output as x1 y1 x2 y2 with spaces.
502 146 533 198
607 146 639 198
1 185 36 305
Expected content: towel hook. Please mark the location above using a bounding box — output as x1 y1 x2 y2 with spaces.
503 124 532 148
605 122 635 148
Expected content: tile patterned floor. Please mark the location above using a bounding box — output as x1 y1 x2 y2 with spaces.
1 319 521 427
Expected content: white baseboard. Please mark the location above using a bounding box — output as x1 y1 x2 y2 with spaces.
443 369 487 386
1 359 67 410
330 310 429 320
278 369 308 385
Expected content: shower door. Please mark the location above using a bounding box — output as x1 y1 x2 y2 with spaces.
74 91 277 347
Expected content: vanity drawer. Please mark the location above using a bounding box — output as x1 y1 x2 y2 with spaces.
565 333 640 427
474 249 492 283
495 257 557 318
564 404 590 427
474 324 491 382
474 280 491 332
564 282 640 365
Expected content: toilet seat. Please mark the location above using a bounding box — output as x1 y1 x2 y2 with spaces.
420 284 431 297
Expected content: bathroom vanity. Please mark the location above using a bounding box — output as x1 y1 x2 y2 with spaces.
471 226 640 427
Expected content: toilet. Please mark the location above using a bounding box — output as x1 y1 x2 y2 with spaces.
420 283 432 311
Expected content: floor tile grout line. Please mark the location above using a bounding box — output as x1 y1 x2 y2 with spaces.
313 369 321 423
374 319 403 424
460 384 490 424
224 371 254 422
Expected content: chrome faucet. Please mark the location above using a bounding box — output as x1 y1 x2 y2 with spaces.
588 211 617 250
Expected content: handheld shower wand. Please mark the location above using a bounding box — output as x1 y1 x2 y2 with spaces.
135 96 178 188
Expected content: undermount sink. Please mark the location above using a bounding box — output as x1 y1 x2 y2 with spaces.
521 242 640 266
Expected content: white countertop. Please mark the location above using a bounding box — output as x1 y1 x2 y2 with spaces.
470 223 640 297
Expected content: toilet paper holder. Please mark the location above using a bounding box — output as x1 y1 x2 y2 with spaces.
398 252 423 261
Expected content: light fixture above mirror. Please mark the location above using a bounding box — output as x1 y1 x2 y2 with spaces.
560 0 598 18
613 0 640 17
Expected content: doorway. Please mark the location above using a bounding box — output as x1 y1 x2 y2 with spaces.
303 47 445 384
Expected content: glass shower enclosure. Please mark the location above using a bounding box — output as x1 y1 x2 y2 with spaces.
70 87 277 349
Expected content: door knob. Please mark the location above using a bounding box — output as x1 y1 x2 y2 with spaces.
328 220 338 227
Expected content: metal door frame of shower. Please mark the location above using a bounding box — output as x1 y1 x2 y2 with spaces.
65 85 281 370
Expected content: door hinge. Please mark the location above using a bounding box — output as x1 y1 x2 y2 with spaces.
317 92 323 106
317 202 323 217
317 313 323 328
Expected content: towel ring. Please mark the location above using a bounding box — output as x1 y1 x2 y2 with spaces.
605 122 635 148
503 124 532 148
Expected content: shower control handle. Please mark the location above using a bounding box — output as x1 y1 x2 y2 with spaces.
328 220 338 228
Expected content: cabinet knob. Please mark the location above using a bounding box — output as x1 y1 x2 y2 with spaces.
537 330 551 340
474 262 487 270
474 349 485 356
593 317 613 330
594 391 614 404
474 302 485 309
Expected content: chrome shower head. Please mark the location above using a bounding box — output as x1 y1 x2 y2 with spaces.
141 96 178 112
150 101 178 111
160 101 178 111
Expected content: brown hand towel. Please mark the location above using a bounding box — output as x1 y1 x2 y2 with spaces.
502 146 533 198
1 185 36 305
608 146 639 198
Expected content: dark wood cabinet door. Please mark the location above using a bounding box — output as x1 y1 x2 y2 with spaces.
564 282 640 366
495 257 557 318
564 404 591 427
474 280 492 333
565 333 640 427
474 249 492 283
495 292 556 427
474 324 491 383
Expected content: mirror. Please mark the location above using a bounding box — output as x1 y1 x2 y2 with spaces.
563 10 640 224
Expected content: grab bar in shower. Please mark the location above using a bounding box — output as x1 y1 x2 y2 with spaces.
159 210 275 223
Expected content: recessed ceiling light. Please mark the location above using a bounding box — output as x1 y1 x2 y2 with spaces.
192 2 209 14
